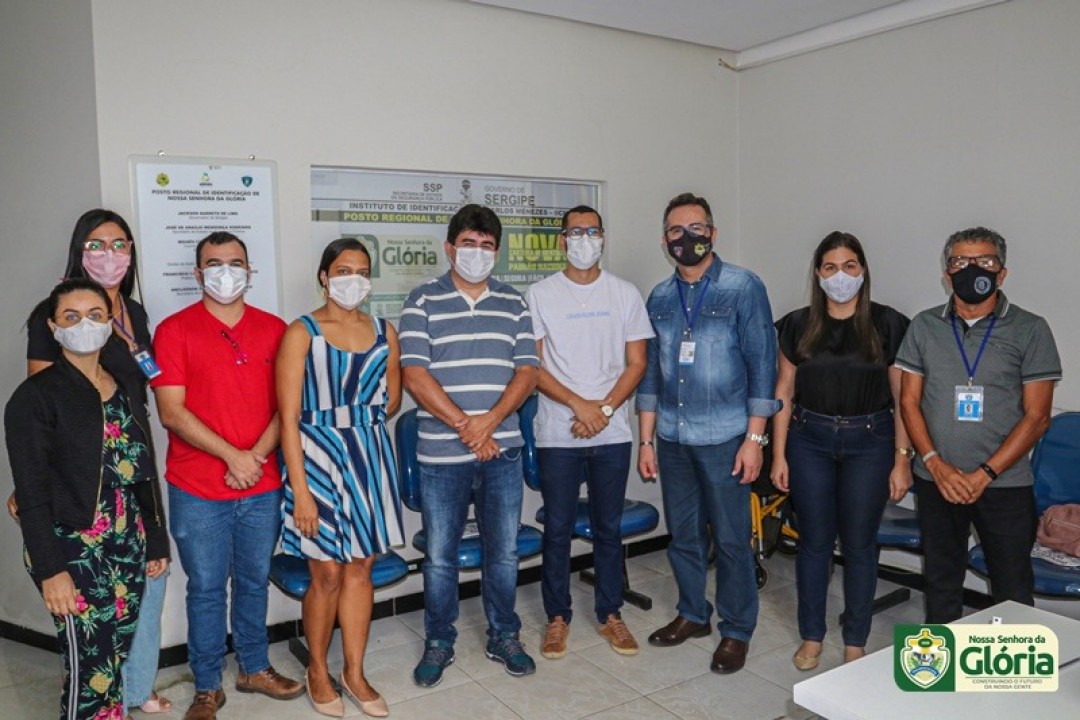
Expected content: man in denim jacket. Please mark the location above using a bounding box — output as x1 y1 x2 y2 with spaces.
637 193 780 675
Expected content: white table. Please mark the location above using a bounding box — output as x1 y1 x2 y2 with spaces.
793 601 1080 719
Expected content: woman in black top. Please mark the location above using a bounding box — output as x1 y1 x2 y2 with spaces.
770 232 912 669
10 209 172 715
5 279 170 720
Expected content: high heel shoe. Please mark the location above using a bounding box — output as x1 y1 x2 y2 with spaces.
306 670 345 717
340 672 389 717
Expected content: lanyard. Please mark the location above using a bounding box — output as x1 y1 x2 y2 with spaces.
676 276 711 337
112 300 137 346
950 313 997 386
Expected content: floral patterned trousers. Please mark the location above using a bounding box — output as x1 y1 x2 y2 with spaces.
27 487 146 720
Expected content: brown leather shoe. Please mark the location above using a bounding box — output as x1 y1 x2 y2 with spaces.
711 638 749 674
183 689 226 720
647 616 711 647
236 665 305 700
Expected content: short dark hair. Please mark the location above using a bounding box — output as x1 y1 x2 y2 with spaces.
195 231 249 266
663 192 714 227
447 204 502 248
62 208 139 298
942 226 1007 268
317 237 372 287
45 277 113 321
560 205 604 233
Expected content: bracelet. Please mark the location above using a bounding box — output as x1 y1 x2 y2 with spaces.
639 440 654 447
979 462 999 481
921 449 939 464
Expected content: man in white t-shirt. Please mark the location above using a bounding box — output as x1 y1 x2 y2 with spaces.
526 205 654 660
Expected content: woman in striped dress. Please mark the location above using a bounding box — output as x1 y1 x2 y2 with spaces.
277 238 404 717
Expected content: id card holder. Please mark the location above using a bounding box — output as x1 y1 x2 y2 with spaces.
679 340 696 366
955 385 984 422
133 348 162 380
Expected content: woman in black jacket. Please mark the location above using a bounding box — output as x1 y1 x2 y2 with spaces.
5 278 170 720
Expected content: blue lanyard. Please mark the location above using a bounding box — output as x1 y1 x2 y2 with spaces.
676 276 710 337
950 313 997 386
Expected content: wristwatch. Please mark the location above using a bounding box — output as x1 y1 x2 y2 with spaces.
746 433 769 448
600 404 614 418
896 447 916 459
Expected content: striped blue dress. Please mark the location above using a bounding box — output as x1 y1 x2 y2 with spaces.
281 315 404 562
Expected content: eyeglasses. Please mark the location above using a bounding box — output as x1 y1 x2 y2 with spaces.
664 223 713 241
563 226 604 240
220 330 248 365
947 255 1002 272
84 238 133 253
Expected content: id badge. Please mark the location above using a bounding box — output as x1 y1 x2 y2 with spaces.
679 340 696 365
133 348 162 380
955 385 984 422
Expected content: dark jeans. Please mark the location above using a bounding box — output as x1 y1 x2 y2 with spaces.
787 407 894 647
916 476 1037 623
538 442 631 625
418 450 524 644
657 436 758 642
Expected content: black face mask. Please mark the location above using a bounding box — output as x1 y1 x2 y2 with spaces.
951 264 1000 304
666 229 712 267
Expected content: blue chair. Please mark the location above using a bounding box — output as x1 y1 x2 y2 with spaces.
521 395 661 611
968 412 1080 598
394 405 543 570
269 551 410 664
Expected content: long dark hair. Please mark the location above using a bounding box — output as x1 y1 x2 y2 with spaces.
62 209 140 297
317 237 372 288
795 231 883 364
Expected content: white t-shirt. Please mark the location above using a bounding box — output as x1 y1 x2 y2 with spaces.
526 270 654 448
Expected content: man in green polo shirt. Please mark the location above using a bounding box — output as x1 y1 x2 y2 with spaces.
896 226 1061 623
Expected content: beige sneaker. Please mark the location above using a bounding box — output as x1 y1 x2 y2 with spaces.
541 616 570 659
598 614 639 655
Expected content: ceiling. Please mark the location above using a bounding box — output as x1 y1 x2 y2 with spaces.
467 0 1008 68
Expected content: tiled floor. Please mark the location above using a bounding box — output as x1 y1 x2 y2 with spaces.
0 550 931 719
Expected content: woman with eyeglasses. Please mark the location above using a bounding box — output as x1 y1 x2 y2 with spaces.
5 278 170 720
770 232 912 669
277 238 404 717
9 209 173 717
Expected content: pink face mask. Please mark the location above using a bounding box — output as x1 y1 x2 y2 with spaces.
82 250 131 288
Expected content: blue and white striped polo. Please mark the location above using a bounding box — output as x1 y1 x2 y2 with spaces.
398 271 539 464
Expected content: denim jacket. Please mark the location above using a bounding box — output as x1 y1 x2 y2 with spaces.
637 254 780 446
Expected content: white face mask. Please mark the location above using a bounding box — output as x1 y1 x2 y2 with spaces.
566 236 603 270
327 274 371 310
819 270 864 304
201 265 249 304
52 317 113 355
453 247 496 284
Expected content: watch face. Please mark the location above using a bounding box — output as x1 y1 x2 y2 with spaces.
601 404 614 418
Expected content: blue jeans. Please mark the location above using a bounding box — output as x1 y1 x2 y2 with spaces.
657 436 757 642
169 484 282 692
418 450 524 643
123 569 169 708
538 443 631 625
787 407 894 646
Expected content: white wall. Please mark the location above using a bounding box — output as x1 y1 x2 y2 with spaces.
87 0 738 642
739 0 1078 410
738 0 1080 619
0 0 103 634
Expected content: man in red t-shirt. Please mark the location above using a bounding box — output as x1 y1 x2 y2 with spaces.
152 232 302 720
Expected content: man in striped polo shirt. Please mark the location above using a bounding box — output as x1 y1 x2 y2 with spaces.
399 204 540 687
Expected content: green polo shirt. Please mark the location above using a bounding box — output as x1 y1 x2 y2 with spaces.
895 292 1061 488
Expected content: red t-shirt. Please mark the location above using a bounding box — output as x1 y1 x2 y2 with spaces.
151 301 286 500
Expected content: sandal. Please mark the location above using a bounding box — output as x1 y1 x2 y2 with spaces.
139 693 173 714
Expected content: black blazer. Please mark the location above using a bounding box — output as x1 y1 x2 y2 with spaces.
5 354 169 581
